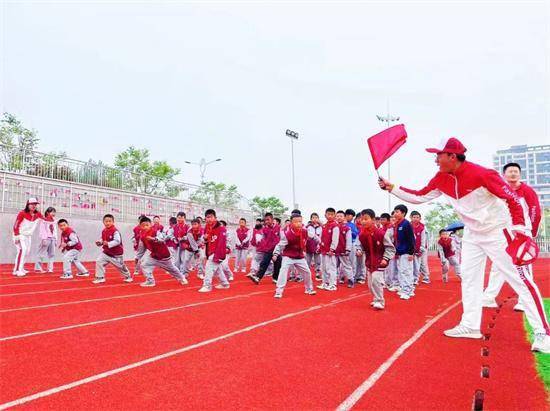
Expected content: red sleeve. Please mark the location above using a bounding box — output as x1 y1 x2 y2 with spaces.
481 170 525 227
13 211 25 236
214 226 227 262
523 185 542 237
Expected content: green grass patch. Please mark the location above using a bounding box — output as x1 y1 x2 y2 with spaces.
524 298 550 392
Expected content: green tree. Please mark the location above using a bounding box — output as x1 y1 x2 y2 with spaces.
190 181 241 208
424 202 460 234
113 146 182 196
0 112 40 171
249 196 288 218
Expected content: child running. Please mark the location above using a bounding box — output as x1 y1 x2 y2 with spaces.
58 219 89 279
437 229 461 282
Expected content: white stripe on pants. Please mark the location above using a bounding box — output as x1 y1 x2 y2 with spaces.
62 249 88 276
321 254 337 287
34 238 56 271
95 252 131 279
141 254 183 283
202 254 229 289
276 257 314 294
13 235 32 274
459 230 549 334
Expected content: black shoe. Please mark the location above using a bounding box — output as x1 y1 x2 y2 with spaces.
347 279 355 288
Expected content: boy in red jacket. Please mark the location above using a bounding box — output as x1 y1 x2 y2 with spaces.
199 209 231 292
410 211 431 285
318 207 339 291
336 210 354 288
272 211 316 298
138 216 187 287
437 230 461 282
132 215 144 276
356 209 396 310
92 214 132 284
58 219 89 279
235 218 252 273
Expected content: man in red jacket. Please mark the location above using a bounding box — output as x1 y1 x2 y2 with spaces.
378 137 549 353
199 209 231 293
483 162 542 311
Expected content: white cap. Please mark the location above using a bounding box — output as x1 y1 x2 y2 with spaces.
27 197 40 204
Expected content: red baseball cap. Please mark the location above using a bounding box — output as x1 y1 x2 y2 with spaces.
425 137 467 154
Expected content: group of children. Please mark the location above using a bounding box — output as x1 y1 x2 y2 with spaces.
11 197 464 309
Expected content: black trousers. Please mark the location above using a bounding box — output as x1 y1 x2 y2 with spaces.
256 251 282 281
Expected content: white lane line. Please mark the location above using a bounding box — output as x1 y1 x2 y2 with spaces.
0 289 276 341
336 300 462 411
0 278 180 297
0 292 367 410
0 280 249 313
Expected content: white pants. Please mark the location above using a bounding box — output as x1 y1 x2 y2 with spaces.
141 254 183 283
62 249 88 276
202 255 230 289
385 258 398 287
368 270 385 305
413 251 430 282
95 253 131 280
321 254 338 287
276 257 314 294
13 235 32 274
35 238 56 271
482 263 532 306
337 254 354 281
235 248 248 272
459 229 549 335
217 258 233 280
396 255 414 296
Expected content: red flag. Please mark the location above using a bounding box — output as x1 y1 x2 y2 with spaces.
367 124 407 170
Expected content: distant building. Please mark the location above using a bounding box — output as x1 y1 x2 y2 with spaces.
493 144 550 208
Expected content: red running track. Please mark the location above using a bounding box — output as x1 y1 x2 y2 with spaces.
0 257 548 410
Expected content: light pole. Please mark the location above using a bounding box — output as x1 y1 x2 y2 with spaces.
285 129 299 209
184 158 222 184
376 105 400 211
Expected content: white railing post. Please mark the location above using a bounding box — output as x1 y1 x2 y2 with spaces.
40 181 45 205
69 183 73 216
95 188 99 217
1 172 5 212
121 192 125 221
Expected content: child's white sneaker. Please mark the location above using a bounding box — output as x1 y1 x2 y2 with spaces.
140 280 155 287
60 274 73 279
180 277 189 285
372 302 384 310
215 283 230 290
123 277 133 283
92 278 106 284
198 286 211 293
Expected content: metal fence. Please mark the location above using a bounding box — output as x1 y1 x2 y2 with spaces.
0 144 252 212
0 172 254 225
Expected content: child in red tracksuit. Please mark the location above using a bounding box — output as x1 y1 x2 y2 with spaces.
199 209 230 292
318 207 339 291
356 209 396 310
58 219 89 279
132 215 145 276
437 230 461 282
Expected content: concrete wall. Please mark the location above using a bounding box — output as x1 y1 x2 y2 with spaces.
0 212 139 264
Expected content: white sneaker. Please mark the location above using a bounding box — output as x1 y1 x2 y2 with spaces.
60 274 73 279
227 276 234 282
370 302 375 306
180 277 189 285
76 272 90 277
513 302 525 312
92 278 106 284
372 302 384 310
531 333 550 353
304 289 317 295
399 294 410 300
197 274 205 280
215 283 230 290
482 299 498 308
198 286 211 293
443 324 482 339
15 271 27 277
140 280 155 287
317 284 326 290
387 286 398 292
325 285 337 292
123 277 133 283
274 292 283 299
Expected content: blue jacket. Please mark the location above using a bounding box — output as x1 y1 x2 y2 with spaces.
394 219 415 256
347 222 359 242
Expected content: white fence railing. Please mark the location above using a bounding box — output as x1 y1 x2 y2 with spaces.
0 171 254 225
0 144 252 211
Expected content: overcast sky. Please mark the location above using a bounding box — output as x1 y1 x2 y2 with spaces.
1 1 549 218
